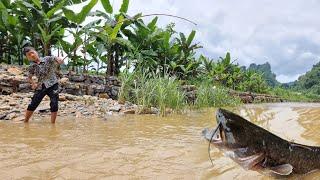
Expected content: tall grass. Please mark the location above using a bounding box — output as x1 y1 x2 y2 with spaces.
118 72 242 115
118 70 135 103
152 76 186 115
194 82 242 108
118 71 187 115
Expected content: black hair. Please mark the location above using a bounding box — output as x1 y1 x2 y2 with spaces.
22 47 36 56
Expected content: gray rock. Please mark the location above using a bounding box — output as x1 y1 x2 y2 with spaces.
12 116 25 122
18 83 31 91
5 112 16 120
86 85 96 96
95 85 105 93
123 109 136 114
0 114 7 120
0 106 10 110
107 76 117 81
9 101 17 106
151 107 159 114
38 108 50 113
109 105 122 112
69 75 85 82
83 112 91 116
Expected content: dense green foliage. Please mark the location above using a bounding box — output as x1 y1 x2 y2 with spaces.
269 86 320 102
291 62 320 94
198 53 268 93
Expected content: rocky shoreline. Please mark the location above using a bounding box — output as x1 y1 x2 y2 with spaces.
0 64 160 121
0 92 160 122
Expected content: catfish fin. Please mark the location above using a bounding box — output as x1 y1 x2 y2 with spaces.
270 164 293 176
225 151 264 170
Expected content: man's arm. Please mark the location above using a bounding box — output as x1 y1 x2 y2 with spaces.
55 57 64 64
27 66 38 90
27 75 38 90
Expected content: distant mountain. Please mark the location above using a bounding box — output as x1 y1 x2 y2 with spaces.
247 62 280 87
281 81 295 88
291 62 320 94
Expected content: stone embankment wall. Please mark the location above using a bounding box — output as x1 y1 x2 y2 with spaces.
0 64 121 99
229 90 284 103
181 85 284 104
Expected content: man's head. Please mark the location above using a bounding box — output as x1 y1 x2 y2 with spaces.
23 47 40 62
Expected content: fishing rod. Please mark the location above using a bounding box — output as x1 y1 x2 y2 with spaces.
208 122 221 166
61 13 197 60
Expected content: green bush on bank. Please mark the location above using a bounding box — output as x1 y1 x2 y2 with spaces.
118 72 241 115
268 87 320 102
194 83 242 108
119 71 187 115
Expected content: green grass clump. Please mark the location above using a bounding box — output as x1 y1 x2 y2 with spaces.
194 82 241 108
118 71 186 115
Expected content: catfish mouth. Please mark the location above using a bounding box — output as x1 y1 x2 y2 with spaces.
203 122 225 145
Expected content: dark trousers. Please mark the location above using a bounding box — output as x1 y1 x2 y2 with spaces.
27 83 59 112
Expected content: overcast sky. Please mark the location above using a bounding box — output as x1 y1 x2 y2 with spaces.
85 0 320 83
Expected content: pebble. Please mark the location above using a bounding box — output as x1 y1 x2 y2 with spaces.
123 109 136 114
0 106 10 110
6 113 17 120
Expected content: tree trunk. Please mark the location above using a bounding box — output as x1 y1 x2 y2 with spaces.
107 50 114 76
44 43 51 56
97 61 100 75
72 49 77 72
7 48 11 64
18 45 23 65
83 34 87 73
114 50 120 76
0 42 3 63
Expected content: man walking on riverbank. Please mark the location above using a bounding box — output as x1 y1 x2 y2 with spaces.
23 47 64 123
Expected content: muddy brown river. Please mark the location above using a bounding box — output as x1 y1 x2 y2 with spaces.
1 103 320 179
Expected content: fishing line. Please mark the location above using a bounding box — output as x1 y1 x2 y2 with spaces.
208 122 221 166
139 13 197 26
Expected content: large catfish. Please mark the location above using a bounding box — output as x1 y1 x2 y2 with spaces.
202 108 320 176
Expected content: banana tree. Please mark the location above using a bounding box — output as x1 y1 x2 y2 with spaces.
60 0 99 72
176 30 202 62
168 30 202 79
86 41 107 74
122 17 163 72
93 15 134 76
0 0 27 64
240 69 268 93
59 30 83 72
14 0 76 56
91 0 134 76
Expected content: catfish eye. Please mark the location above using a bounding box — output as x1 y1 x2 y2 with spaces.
224 126 231 132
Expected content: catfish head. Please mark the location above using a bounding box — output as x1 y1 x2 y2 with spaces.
202 108 295 175
203 108 262 151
